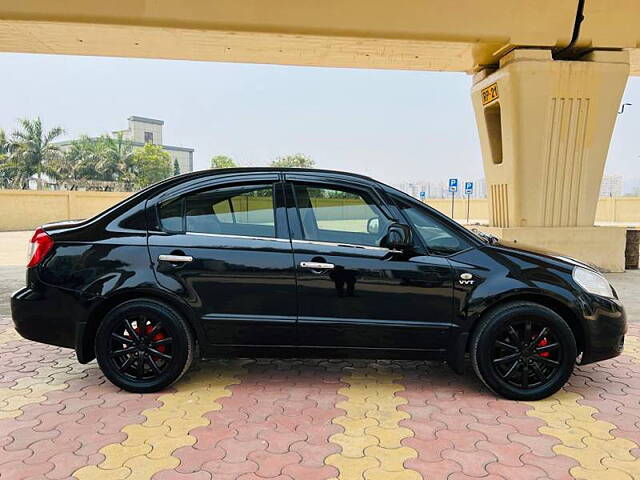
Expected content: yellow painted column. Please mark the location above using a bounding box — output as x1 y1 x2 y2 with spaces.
471 49 630 271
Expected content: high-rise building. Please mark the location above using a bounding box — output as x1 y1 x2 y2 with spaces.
600 174 623 197
394 178 487 199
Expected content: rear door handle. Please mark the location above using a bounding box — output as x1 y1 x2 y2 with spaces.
159 254 193 263
300 261 335 269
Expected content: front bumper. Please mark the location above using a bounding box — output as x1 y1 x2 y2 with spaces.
579 293 627 364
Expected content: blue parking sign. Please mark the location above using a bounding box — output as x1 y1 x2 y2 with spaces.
419 191 426 199
464 182 473 195
448 178 458 192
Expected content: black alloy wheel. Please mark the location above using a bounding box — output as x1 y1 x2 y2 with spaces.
109 315 174 381
96 299 194 393
471 301 577 400
490 319 561 389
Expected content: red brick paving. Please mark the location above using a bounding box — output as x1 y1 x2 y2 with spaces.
0 312 639 480
164 359 345 480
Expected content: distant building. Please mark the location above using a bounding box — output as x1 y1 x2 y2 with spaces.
600 174 623 197
59 116 194 174
472 178 487 199
394 177 487 200
114 116 194 174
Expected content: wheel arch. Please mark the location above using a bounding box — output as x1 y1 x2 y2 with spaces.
77 288 202 364
466 293 585 356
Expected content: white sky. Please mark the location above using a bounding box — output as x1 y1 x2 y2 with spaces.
1 53 639 190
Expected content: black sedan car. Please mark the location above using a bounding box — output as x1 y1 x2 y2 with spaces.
11 168 626 399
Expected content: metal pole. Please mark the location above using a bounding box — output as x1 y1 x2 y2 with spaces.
466 193 470 224
451 190 455 219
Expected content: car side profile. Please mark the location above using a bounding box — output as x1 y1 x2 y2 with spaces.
11 168 627 400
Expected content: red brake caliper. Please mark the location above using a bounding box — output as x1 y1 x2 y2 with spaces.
537 337 550 357
145 325 167 362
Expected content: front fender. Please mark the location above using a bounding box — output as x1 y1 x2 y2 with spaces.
448 246 584 334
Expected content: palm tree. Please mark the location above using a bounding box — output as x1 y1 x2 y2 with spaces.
55 135 105 183
0 129 13 188
10 118 64 189
100 132 135 183
0 129 8 157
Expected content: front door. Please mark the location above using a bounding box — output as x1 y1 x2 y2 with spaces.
284 175 454 353
148 175 297 347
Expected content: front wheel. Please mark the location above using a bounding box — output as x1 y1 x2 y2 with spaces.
95 299 194 393
470 301 577 400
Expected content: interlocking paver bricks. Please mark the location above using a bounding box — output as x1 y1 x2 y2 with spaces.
0 318 639 479
74 360 245 480
159 358 345 480
326 363 419 480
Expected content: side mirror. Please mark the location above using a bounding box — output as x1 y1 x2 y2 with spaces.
381 223 411 250
367 217 380 234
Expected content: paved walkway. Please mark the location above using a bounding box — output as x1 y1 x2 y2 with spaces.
1 313 639 480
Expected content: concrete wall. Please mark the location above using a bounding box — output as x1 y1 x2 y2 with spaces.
1 190 640 232
0 190 130 231
471 225 627 272
425 197 640 225
424 198 490 223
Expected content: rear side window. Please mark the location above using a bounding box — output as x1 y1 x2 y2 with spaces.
158 198 183 232
158 184 276 238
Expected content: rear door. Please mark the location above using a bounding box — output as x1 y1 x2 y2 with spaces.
147 173 297 347
284 174 455 353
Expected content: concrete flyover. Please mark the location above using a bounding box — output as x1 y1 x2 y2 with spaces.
2 1 640 270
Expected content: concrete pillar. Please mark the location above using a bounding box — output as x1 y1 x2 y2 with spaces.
471 49 629 271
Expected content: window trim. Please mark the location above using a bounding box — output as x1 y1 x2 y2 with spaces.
186 231 290 243
156 181 281 240
292 238 400 253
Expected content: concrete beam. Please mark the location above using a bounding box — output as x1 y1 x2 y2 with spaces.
0 0 579 72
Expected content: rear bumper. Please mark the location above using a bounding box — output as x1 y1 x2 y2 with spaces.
580 294 627 364
11 285 87 351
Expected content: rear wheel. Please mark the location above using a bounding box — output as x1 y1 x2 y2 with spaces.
470 301 576 400
95 299 194 393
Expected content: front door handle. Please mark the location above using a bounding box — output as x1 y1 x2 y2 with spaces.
159 254 193 263
300 261 335 269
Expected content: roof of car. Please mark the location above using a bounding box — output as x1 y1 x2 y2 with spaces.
179 167 375 181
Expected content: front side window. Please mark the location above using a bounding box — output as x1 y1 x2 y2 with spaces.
293 184 389 246
158 184 276 238
391 194 472 255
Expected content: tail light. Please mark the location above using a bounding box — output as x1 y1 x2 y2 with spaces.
27 228 54 268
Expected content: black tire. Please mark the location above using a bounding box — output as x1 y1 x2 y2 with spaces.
470 301 576 400
95 299 194 393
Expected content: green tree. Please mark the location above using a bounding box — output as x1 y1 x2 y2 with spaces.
0 129 8 158
173 158 181 176
210 155 236 169
9 118 64 189
0 129 13 188
55 135 105 182
99 132 135 183
270 154 315 168
132 143 173 188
